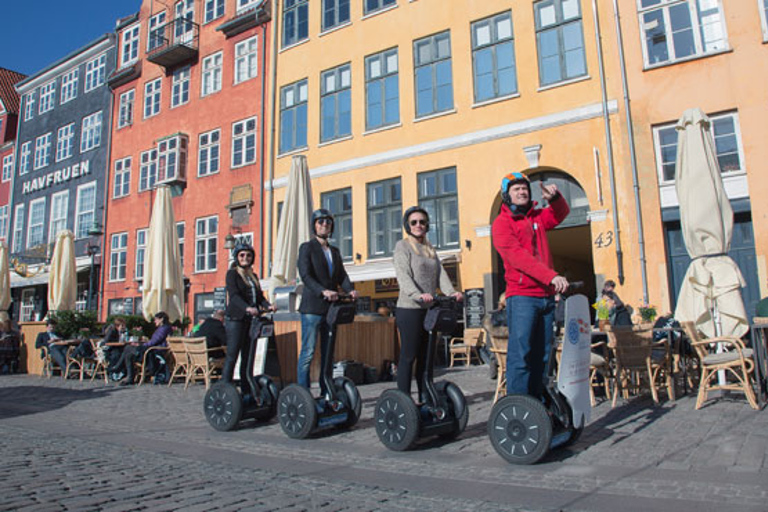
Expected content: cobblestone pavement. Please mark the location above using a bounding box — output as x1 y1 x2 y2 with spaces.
0 366 766 511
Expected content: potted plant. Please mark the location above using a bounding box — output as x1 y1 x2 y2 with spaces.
638 303 657 324
593 299 610 331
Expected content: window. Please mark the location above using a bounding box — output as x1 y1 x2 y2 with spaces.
472 11 517 102
177 222 185 268
120 23 141 67
110 232 128 281
157 134 188 182
195 216 218 272
323 0 350 31
232 117 257 167
238 0 259 13
75 182 97 239
202 52 223 96
367 177 402 257
654 111 744 183
365 48 399 130
113 157 132 198
535 0 587 86
413 31 454 118
49 191 69 241
364 0 396 15
2 155 12 182
763 0 768 38
148 12 168 52
12 205 24 253
27 198 46 248
60 69 79 104
139 149 158 191
39 81 56 114
172 66 191 107
0 205 8 240
19 142 30 175
84 54 107 92
198 129 220 177
135 228 148 280
321 63 352 142
205 0 225 23
235 36 258 84
279 79 308 153
144 78 162 118
34 133 52 170
283 0 309 48
418 167 459 249
80 111 103 152
56 124 75 162
175 0 195 43
118 89 135 128
639 0 727 67
321 188 352 260
24 93 35 121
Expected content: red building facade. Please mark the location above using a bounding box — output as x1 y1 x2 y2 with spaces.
103 0 271 322
0 67 26 244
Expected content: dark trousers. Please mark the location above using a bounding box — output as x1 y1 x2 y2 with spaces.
47 344 68 372
223 318 253 383
396 308 429 398
115 344 146 382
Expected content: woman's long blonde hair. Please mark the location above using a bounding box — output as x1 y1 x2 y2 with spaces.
406 234 436 258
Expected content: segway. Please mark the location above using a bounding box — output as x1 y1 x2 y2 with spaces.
375 295 468 451
487 289 592 464
204 310 280 431
278 295 362 439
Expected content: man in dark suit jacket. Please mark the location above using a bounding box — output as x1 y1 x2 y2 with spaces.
297 209 357 394
197 309 227 358
35 320 67 372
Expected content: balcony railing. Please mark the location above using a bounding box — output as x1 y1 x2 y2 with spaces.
146 18 200 69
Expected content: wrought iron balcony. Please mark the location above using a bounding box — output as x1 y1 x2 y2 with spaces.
146 18 199 69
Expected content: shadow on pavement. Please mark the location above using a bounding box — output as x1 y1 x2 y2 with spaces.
0 385 120 420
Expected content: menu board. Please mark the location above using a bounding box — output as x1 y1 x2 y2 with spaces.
464 288 485 329
123 297 134 315
213 287 227 311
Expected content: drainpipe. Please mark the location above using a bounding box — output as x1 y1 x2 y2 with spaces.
98 70 116 321
591 0 624 285
258 17 268 276
611 0 649 304
265 0 280 279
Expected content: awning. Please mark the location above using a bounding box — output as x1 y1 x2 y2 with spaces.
10 258 91 289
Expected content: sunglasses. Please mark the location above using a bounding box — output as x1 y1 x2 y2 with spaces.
316 218 333 225
409 219 428 226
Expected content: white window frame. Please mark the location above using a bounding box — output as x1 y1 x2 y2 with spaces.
139 149 158 192
109 232 128 282
177 222 185 269
198 128 221 177
135 228 148 280
49 190 69 242
195 215 218 273
80 111 103 153
231 116 257 168
12 204 24 253
171 66 191 108
84 54 107 92
0 205 9 241
237 0 259 13
148 11 168 52
20 289 35 322
56 123 75 162
39 81 56 114
33 133 52 170
19 142 31 175
762 0 768 40
204 0 226 23
24 93 35 121
2 155 13 182
120 23 141 67
60 69 79 104
157 134 188 183
201 52 223 97
118 89 135 128
74 181 97 239
144 78 162 119
175 0 195 44
26 197 46 249
234 36 258 84
113 157 132 199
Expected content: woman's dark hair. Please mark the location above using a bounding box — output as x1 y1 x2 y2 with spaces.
154 311 170 324
603 280 616 291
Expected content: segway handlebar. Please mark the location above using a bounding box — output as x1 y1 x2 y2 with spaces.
324 292 357 304
417 294 462 308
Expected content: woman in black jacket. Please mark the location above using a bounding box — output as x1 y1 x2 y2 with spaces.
222 242 274 383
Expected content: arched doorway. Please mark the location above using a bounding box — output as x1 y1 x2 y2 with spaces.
489 169 596 308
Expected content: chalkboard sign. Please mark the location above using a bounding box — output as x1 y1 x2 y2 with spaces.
464 288 485 329
123 297 134 315
356 296 372 313
213 287 227 311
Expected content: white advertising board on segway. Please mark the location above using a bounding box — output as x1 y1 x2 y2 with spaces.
558 294 592 428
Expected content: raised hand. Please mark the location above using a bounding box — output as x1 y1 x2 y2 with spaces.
540 181 558 202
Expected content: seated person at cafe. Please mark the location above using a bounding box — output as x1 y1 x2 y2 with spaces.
35 319 67 372
0 319 20 373
601 280 632 326
195 310 226 358
114 312 172 385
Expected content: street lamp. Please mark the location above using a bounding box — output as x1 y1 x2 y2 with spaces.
86 221 104 311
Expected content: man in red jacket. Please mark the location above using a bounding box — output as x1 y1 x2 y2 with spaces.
492 172 570 398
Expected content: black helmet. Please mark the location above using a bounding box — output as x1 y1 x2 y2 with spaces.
402 206 430 236
231 241 255 266
311 208 334 237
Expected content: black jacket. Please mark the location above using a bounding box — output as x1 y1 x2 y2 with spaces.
35 331 59 349
197 318 227 349
225 268 270 320
298 238 353 315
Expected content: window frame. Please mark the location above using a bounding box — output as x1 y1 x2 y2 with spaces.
364 0 396 16
60 69 79 105
135 228 148 280
56 123 75 162
12 204 24 253
33 133 52 170
0 205 9 241
1 155 12 182
139 149 158 192
534 0 588 87
113 157 132 199
74 181 97 239
198 128 221 177
232 117 257 168
109 232 128 282
80 111 103 153
201 52 223 97
413 31 454 118
366 177 402 258
49 190 69 242
321 187 353 261
118 89 135 128
120 23 141 68
204 0 226 24
417 167 460 250
157 134 189 183
39 81 56 114
322 0 351 32
234 36 258 85
84 54 107 92
171 66 191 108
195 215 219 273
365 47 400 131
144 78 162 119
320 63 352 143
471 11 518 103
18 142 31 176
177 222 186 269
24 93 35 121
26 197 46 249
148 11 168 53
282 0 309 48
279 79 308 154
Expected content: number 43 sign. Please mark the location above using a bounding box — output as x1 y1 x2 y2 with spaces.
594 231 613 248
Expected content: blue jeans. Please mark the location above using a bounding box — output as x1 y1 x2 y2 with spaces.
297 314 330 394
506 295 555 398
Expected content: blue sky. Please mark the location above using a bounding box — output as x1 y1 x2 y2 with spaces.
1 1 141 76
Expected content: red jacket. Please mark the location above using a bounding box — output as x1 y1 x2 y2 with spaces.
492 194 570 298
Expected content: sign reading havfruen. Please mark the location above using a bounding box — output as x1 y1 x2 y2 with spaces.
21 160 90 195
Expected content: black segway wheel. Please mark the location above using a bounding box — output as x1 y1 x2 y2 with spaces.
333 377 362 428
204 382 243 432
374 389 420 451
437 381 469 440
257 375 280 419
487 394 552 465
278 384 317 439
